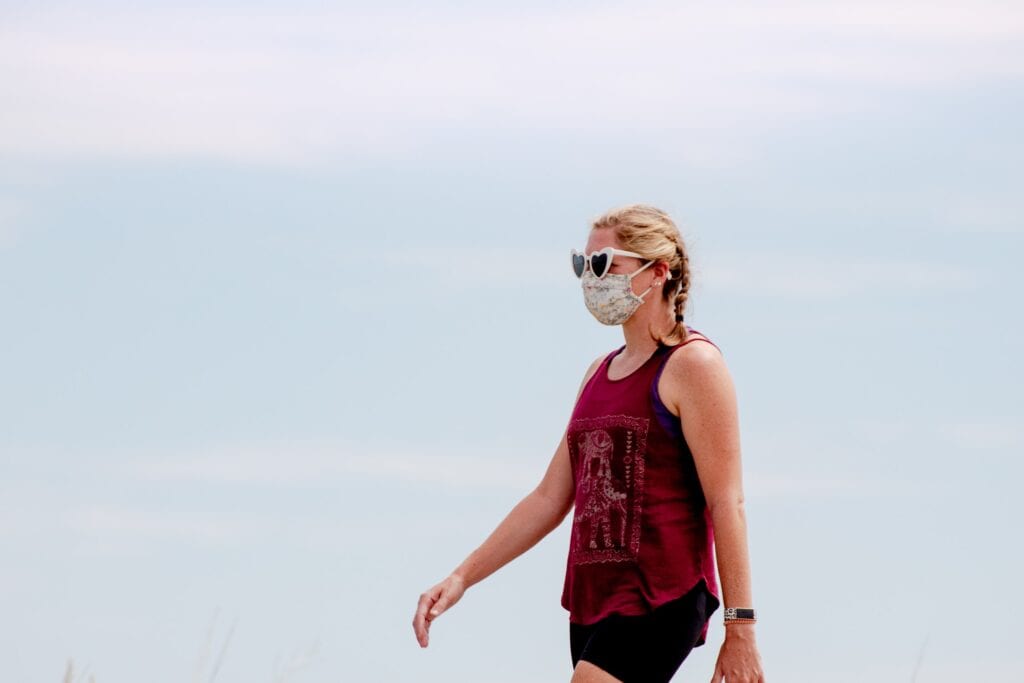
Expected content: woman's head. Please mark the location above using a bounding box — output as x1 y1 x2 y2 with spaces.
582 203 691 344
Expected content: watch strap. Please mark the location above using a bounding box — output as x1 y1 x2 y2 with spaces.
723 607 756 620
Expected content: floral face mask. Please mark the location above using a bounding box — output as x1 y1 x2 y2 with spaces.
580 258 655 325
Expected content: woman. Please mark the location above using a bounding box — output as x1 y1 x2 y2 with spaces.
412 204 766 683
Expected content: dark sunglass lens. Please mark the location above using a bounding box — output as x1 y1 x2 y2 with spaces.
572 252 586 277
590 252 609 278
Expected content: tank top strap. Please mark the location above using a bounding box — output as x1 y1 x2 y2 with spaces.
677 327 722 354
597 344 627 373
652 329 722 383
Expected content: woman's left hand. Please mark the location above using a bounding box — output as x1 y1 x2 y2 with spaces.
709 624 765 682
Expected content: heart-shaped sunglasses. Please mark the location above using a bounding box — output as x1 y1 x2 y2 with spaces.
571 247 648 279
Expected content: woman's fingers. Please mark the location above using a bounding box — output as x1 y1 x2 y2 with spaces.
429 590 450 619
413 575 466 647
412 588 441 647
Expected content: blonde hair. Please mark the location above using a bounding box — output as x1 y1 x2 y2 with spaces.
591 203 692 345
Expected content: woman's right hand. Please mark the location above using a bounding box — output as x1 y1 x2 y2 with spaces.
412 573 467 648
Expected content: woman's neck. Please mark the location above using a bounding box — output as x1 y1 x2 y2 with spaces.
620 312 676 356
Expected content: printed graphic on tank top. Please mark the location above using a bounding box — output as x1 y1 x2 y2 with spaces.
561 326 723 647
568 414 648 564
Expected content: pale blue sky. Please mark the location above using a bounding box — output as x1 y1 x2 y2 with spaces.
1 2 1021 682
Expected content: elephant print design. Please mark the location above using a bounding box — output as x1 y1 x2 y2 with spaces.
568 414 649 564
578 429 628 550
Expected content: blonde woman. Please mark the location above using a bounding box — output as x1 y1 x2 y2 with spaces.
413 205 766 683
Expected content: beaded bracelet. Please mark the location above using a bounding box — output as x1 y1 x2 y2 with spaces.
724 618 757 625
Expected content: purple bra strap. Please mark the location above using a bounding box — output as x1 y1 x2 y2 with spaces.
650 333 722 437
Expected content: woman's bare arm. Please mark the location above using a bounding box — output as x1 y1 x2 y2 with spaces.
449 476 568 589
450 354 604 589
669 342 753 608
412 354 603 646
664 340 765 680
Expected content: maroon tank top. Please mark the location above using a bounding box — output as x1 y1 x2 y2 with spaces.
561 326 722 645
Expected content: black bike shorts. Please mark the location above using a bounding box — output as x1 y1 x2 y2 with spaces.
569 579 718 683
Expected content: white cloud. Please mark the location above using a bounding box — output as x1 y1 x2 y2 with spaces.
1 2 1021 164
129 438 541 490
846 415 1023 453
746 472 881 498
66 503 248 542
698 250 984 299
373 245 570 288
745 470 951 500
939 419 1023 450
939 197 1024 234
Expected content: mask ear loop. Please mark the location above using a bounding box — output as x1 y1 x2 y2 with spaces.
626 259 655 279
629 259 657 300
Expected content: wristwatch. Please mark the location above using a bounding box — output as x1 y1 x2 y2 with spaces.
723 607 756 621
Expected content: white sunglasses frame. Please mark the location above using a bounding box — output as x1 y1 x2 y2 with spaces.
571 246 647 279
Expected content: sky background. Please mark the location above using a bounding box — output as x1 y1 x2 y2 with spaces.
1 1 1022 682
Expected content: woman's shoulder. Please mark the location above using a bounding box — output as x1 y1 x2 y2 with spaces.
660 330 728 387
655 331 733 417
